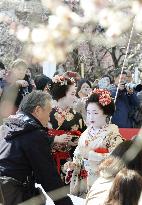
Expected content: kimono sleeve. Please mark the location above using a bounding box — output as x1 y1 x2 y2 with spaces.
72 129 88 165
73 141 82 165
105 128 124 153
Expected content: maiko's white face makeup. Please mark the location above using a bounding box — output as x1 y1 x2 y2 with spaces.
86 102 107 128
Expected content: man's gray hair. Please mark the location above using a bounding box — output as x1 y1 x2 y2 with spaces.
19 90 52 114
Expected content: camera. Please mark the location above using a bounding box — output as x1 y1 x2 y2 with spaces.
22 87 29 96
125 83 137 90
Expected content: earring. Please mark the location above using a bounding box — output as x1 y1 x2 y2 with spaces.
106 116 110 124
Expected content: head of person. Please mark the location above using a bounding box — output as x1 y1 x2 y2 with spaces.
85 89 115 128
98 76 111 89
105 168 142 205
34 75 52 92
76 79 92 98
11 59 28 80
63 71 81 83
113 70 127 86
0 61 6 79
19 90 52 127
50 75 76 107
26 68 32 79
99 140 142 178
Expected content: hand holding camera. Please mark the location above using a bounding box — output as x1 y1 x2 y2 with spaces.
119 81 137 94
125 84 134 94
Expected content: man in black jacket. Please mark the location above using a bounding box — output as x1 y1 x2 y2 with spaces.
0 90 73 205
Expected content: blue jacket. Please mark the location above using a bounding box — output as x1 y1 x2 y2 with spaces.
110 87 139 128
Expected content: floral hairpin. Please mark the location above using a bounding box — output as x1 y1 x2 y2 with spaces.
52 75 75 86
52 75 67 85
92 89 112 106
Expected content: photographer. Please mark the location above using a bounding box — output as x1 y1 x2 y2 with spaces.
109 70 139 128
0 59 32 120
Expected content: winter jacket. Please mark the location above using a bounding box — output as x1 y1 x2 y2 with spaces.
110 87 139 128
137 91 142 104
0 112 73 205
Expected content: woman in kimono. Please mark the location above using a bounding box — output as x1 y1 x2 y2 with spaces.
74 79 92 123
64 89 123 196
49 75 86 180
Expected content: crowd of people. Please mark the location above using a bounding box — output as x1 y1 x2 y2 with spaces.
0 58 142 205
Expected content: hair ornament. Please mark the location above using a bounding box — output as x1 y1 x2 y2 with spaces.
92 89 112 106
64 71 81 81
52 75 75 86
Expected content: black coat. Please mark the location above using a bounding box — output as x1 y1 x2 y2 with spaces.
0 112 73 205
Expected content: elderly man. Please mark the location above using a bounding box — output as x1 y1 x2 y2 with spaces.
0 90 73 205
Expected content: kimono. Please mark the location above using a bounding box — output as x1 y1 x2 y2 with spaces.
69 124 123 196
49 107 86 180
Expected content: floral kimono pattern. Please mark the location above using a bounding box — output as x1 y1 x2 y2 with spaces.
49 107 86 131
70 124 123 196
49 107 86 179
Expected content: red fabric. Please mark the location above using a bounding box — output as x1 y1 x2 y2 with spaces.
79 169 88 179
48 129 81 137
65 170 73 183
119 128 140 140
48 129 81 174
52 151 70 174
94 147 109 153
